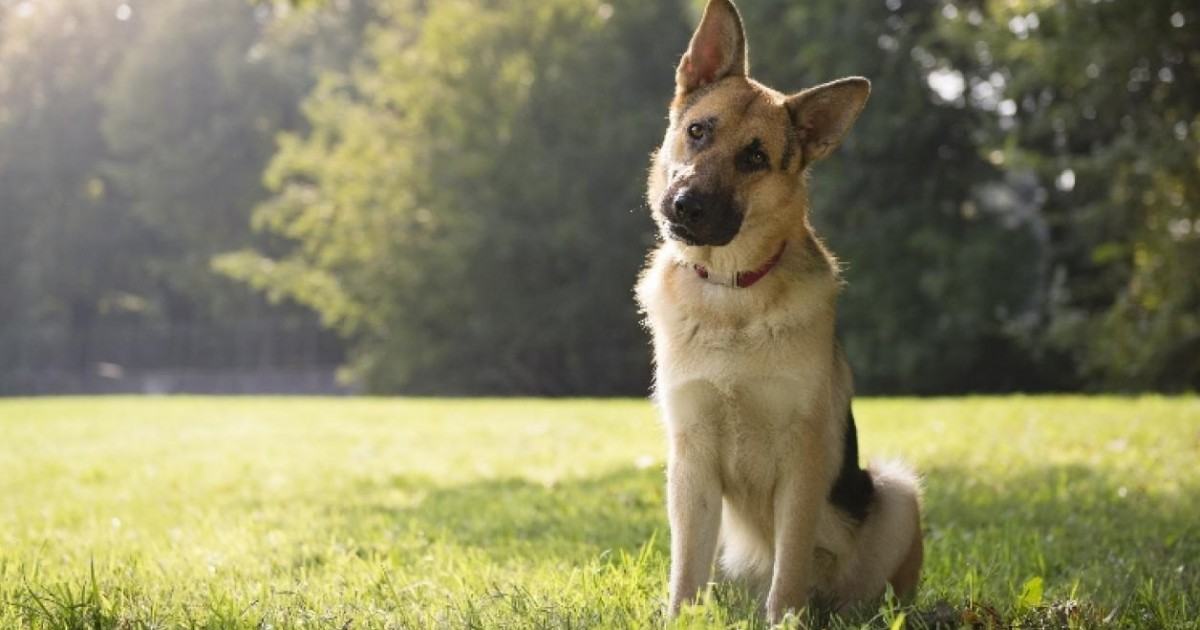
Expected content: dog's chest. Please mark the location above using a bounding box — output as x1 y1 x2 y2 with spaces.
664 341 824 453
712 377 803 493
656 291 836 488
660 300 828 388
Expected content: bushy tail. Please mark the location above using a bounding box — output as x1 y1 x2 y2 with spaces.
835 459 923 605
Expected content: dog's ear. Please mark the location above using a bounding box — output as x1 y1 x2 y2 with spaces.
676 0 748 96
785 77 871 163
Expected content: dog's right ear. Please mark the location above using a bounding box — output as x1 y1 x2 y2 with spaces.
786 77 871 164
676 0 748 97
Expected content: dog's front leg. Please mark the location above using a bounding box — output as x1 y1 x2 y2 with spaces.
765 459 824 622
666 448 721 616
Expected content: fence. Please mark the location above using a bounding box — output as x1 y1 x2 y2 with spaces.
0 318 350 395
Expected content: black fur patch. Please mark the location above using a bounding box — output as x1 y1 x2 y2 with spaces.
782 114 801 170
735 138 769 173
829 408 875 523
780 126 798 171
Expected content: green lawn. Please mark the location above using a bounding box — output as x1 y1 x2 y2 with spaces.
0 397 1197 629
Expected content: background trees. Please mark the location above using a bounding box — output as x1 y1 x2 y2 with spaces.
0 0 358 391
217 0 691 394
940 0 1200 390
0 0 136 341
742 0 1044 393
1 0 1195 394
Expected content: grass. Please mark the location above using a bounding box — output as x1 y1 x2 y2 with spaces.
0 396 1197 629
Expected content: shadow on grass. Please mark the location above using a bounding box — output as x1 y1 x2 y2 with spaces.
922 462 1199 576
9 461 1195 629
901 463 1197 627
361 462 1198 561
356 466 669 561
356 461 1198 625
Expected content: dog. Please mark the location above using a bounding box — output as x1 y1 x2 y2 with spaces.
634 0 923 621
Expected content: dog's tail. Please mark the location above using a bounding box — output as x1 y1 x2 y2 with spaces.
836 459 923 605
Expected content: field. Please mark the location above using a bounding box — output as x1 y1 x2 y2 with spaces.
0 396 1197 629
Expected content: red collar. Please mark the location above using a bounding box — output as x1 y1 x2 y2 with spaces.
693 242 787 288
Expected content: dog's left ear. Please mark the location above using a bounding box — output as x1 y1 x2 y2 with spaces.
786 77 871 163
676 0 748 96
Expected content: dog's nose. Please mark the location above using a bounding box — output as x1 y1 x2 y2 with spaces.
672 189 704 224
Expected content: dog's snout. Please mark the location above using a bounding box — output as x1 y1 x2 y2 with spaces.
671 189 704 224
661 186 743 246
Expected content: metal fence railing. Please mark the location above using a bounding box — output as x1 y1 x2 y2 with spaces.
0 318 350 395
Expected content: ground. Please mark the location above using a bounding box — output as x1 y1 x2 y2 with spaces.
0 396 1197 629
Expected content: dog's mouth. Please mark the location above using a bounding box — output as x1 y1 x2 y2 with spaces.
667 222 701 246
665 220 740 247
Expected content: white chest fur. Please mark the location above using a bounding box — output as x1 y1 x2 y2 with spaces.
641 258 844 495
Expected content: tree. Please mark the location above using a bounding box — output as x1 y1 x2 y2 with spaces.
0 0 144 355
0 0 363 388
100 0 304 321
219 0 692 394
941 0 1200 390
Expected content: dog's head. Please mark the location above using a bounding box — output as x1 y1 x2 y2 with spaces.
649 0 870 253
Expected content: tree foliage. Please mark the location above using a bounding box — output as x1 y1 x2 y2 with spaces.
0 0 141 336
740 0 1043 393
2 0 1196 393
940 0 1200 390
218 0 691 394
0 0 362 383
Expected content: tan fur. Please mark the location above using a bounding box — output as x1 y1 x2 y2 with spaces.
635 0 922 621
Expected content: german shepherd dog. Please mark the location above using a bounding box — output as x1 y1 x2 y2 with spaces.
635 0 923 621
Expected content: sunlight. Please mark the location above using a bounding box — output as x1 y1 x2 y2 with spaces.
927 67 966 102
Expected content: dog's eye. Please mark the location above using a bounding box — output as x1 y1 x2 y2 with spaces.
687 123 705 140
736 140 771 172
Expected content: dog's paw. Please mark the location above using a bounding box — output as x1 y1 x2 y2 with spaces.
765 592 809 625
